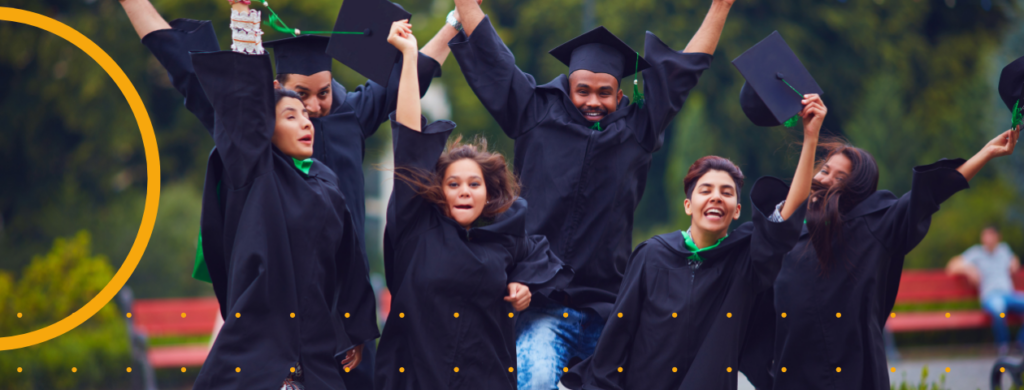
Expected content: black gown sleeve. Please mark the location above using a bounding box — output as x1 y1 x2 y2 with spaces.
746 177 807 290
630 34 712 152
347 53 442 139
141 19 220 134
191 51 276 189
334 204 379 360
571 241 652 390
388 115 456 241
507 234 574 298
449 16 550 138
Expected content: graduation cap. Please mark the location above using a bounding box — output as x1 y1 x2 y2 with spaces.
326 0 412 88
998 55 1024 127
549 26 651 82
732 31 823 127
264 35 332 76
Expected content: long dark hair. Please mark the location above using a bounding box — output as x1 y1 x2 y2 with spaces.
395 135 521 219
806 141 879 271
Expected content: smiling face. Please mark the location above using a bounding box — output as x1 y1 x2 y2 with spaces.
684 170 742 238
275 71 333 118
814 153 853 188
443 158 488 229
272 97 314 159
568 70 624 122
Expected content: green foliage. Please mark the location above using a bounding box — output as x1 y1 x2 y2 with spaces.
890 366 947 390
0 231 130 390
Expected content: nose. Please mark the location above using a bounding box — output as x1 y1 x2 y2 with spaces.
305 98 320 116
820 175 834 187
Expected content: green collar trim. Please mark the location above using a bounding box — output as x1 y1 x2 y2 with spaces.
292 157 313 175
681 229 728 263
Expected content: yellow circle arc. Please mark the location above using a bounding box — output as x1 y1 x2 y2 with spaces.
0 7 160 350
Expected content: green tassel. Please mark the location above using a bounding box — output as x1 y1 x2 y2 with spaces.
631 53 644 109
1013 100 1022 129
590 121 602 131
256 1 363 37
784 114 800 128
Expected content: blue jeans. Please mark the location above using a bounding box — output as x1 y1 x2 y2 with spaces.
516 299 605 390
981 292 1024 347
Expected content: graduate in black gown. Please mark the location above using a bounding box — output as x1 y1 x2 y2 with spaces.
375 20 572 390
766 100 1021 390
561 91 825 390
448 1 736 387
187 6 377 388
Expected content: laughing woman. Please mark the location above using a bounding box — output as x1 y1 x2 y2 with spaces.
187 4 377 388
561 95 825 390
374 20 572 390
771 128 1020 390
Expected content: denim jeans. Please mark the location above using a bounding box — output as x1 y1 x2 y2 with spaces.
516 299 606 390
981 292 1024 347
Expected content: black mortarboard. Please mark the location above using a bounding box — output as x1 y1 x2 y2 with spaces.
326 0 411 88
732 31 823 127
549 26 651 81
264 35 332 76
999 56 1024 114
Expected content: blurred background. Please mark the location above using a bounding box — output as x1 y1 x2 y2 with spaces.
1 0 1022 388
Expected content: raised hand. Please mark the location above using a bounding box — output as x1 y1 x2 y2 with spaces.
799 93 826 138
981 127 1020 159
387 20 417 55
504 282 532 312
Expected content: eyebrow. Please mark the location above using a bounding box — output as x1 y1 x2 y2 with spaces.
575 83 590 89
447 175 484 181
597 86 614 92
280 107 299 115
698 183 734 190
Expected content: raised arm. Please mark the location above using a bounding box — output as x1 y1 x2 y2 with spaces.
390 20 421 131
682 0 734 55
118 0 172 39
780 94 824 220
453 0 485 36
418 15 461 67
956 127 1019 181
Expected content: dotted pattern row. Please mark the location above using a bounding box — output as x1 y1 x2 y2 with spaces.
14 365 964 375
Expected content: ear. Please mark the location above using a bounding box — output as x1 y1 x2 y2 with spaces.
733 204 742 220
273 79 281 89
684 198 693 216
616 88 624 105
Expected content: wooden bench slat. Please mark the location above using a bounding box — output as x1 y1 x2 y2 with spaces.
146 344 209 368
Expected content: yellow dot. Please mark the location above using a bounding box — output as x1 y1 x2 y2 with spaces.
399 312 405 318
617 367 623 372
836 367 841 373
127 367 132 373
945 367 950 373
509 367 514 373
672 313 678 318
563 367 569 373
399 367 405 373
344 367 351 373
1002 367 1007 373
727 367 732 372
945 312 950 318
563 312 569 318
727 312 732 318
181 367 186 373
509 312 514 318
836 312 841 318
290 367 296 373
672 367 678 372
290 313 296 318
891 367 896 373
235 367 241 373
345 312 350 318
782 367 787 373
890 312 895 318
454 367 459 373
17 313 22 318
454 312 460 318
617 312 623 318
17 367 22 373
181 312 186 318
1001 313 1006 318
235 312 241 318
781 312 787 318
126 313 132 318
72 367 77 373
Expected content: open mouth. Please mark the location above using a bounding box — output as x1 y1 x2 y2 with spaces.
581 108 607 120
703 207 725 221
298 135 312 145
453 205 473 210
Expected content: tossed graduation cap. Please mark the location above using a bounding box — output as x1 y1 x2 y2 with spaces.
732 31 823 127
326 0 412 88
264 35 332 76
549 26 651 81
998 55 1024 127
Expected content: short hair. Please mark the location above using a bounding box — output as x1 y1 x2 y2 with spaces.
683 156 745 200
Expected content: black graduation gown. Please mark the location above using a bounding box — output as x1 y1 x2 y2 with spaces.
190 51 378 389
562 177 806 390
449 16 712 319
771 159 969 390
375 117 574 390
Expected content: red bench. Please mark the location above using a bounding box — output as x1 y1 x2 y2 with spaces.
132 297 220 368
886 270 1024 332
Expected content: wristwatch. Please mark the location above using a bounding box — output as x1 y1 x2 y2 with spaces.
447 10 463 32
